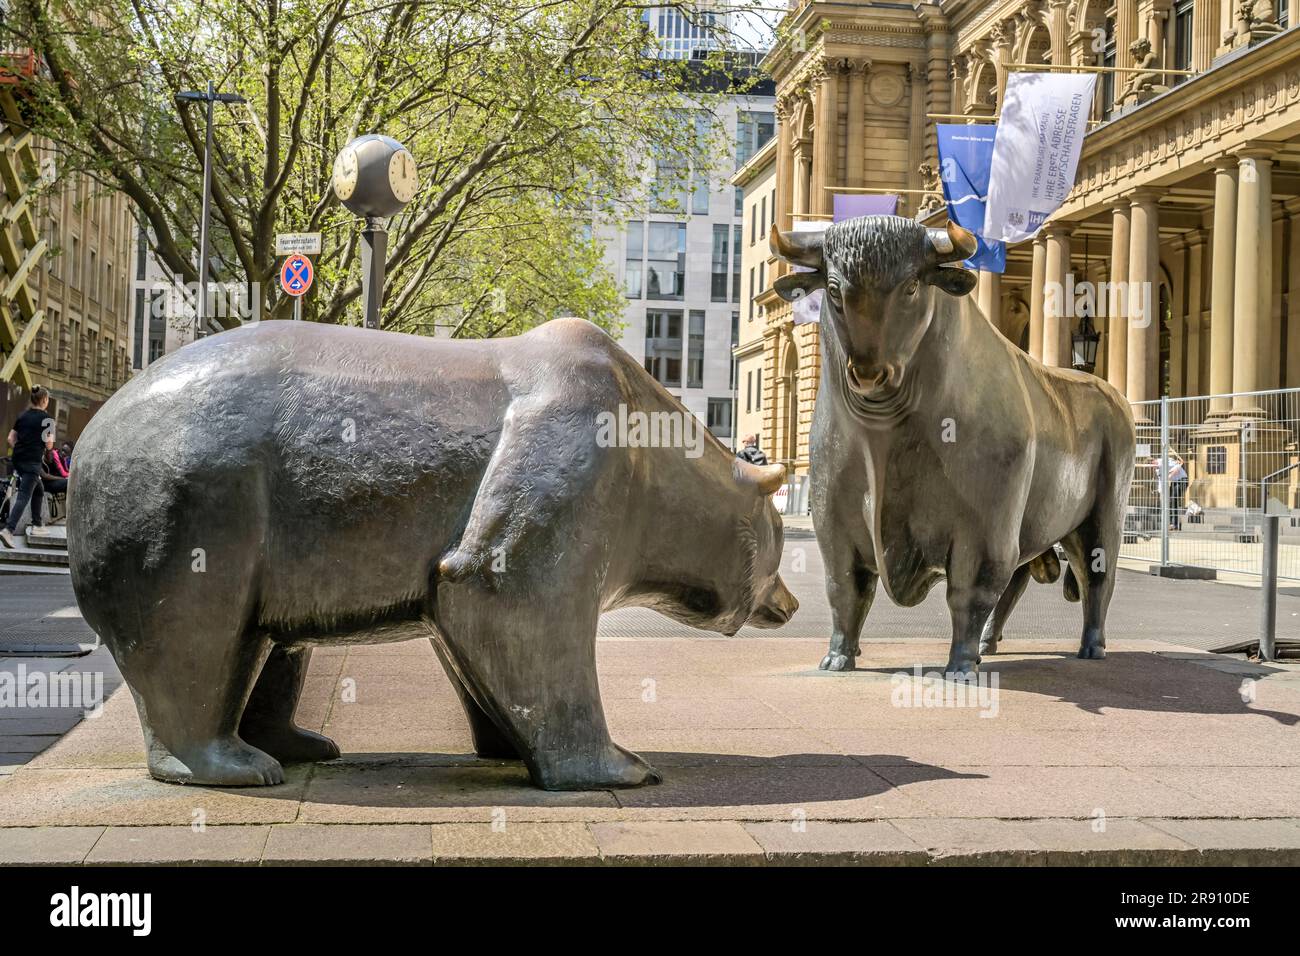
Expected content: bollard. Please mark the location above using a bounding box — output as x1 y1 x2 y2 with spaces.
1260 514 1279 662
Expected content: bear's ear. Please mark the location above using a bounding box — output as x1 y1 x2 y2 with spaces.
773 272 825 303
926 266 978 297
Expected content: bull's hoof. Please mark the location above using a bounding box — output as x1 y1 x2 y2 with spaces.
819 652 856 671
944 664 980 683
1077 644 1106 660
149 737 285 787
978 638 1000 656
242 725 340 764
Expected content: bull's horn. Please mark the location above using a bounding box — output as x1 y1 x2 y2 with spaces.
769 223 824 269
927 220 979 263
735 459 787 496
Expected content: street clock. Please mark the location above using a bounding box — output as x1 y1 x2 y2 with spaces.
331 134 418 218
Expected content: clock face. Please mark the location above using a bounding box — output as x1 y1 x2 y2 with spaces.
332 147 359 201
388 149 418 204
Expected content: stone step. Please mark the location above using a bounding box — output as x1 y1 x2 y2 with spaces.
23 526 67 550
0 542 69 569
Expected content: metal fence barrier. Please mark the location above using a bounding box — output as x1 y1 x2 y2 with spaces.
1120 387 1300 582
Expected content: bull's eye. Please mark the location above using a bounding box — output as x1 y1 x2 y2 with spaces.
826 283 843 307
903 278 919 296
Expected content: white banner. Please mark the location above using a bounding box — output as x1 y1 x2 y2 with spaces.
791 219 830 325
983 72 1096 244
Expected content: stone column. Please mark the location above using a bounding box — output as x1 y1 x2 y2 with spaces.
1208 157 1237 411
1107 200 1132 394
1043 224 1074 367
1048 0 1071 64
774 96 795 277
1029 237 1047 362
978 271 1003 333
1168 239 1187 396
1287 207 1300 388
810 62 838 218
1185 236 1205 394
1232 148 1273 415
1127 190 1161 408
1268 212 1285 389
1193 0 1220 71
845 62 867 188
1114 0 1139 111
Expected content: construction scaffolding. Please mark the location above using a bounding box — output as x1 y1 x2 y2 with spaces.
0 53 45 390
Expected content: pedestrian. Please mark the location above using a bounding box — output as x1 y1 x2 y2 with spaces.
736 433 768 466
1164 451 1188 531
0 386 55 548
41 446 69 496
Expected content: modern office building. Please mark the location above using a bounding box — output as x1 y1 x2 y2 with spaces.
596 7 775 446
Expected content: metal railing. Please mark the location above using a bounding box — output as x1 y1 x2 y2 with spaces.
1121 387 1300 581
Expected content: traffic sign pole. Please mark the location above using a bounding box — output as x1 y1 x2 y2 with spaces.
279 253 314 320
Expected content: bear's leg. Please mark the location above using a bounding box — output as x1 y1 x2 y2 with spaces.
119 627 285 787
239 645 340 764
428 593 658 791
427 638 520 759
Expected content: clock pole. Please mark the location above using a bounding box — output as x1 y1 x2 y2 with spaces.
360 217 387 330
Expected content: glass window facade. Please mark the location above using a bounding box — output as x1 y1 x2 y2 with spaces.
645 309 683 387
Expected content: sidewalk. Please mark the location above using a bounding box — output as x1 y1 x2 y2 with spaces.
1 635 1297 865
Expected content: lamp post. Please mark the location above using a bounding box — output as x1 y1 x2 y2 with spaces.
176 82 246 339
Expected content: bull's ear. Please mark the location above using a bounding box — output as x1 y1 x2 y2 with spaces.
927 266 978 297
773 271 825 303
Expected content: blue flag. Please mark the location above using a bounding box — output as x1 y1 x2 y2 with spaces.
936 124 1006 274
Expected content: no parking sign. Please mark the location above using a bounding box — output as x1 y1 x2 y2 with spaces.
280 254 313 297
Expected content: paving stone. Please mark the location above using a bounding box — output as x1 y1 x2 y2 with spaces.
1018 818 1195 865
0 768 309 826
297 762 619 825
891 818 1046 865
262 824 432 865
86 826 271 865
589 821 764 864
1145 818 1300 863
0 826 104 864
428 822 600 865
743 820 928 865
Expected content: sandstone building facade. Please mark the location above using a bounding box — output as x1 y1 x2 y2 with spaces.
752 0 1300 500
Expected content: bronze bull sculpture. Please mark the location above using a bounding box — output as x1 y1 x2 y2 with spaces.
771 216 1135 678
68 318 797 789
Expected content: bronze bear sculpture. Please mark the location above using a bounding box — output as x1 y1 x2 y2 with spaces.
68 318 797 789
